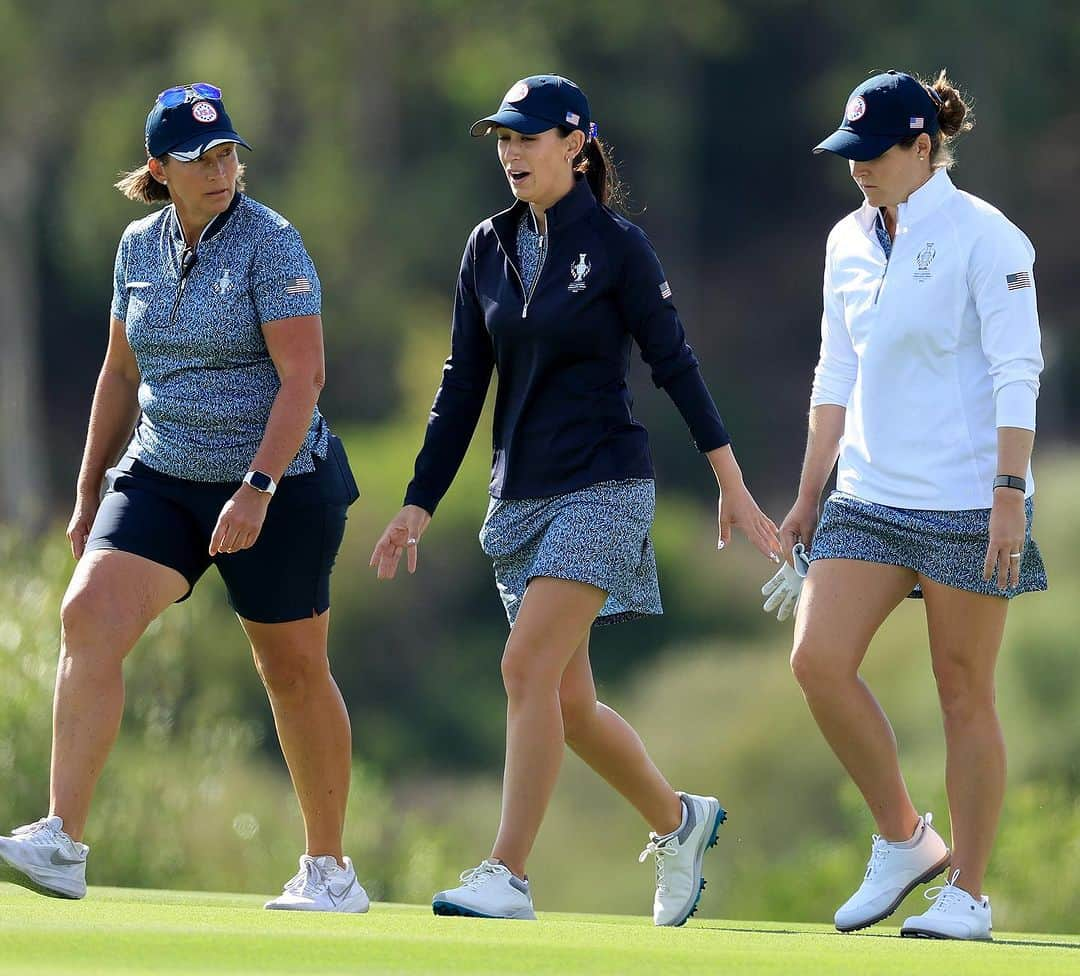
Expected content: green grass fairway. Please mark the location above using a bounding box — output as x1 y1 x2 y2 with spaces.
1 885 1077 975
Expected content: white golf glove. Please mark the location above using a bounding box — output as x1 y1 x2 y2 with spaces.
761 543 810 622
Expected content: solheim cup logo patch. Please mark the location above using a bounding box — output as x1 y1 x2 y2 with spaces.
914 242 936 281
506 81 530 103
846 95 867 122
192 101 218 123
568 253 591 293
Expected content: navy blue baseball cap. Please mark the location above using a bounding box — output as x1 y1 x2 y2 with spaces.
814 71 941 161
470 75 591 138
145 83 252 161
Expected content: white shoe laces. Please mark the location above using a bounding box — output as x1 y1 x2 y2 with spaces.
12 818 62 845
457 861 507 892
638 836 678 894
864 835 891 879
283 857 330 898
923 870 970 913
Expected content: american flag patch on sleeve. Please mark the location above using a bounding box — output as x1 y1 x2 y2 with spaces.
285 276 312 294
1006 272 1032 291
659 280 672 299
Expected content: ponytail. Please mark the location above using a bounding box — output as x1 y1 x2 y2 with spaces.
904 69 974 170
115 162 171 204
560 127 626 211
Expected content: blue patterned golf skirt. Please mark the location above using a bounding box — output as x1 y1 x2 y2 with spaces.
479 479 663 627
809 491 1048 599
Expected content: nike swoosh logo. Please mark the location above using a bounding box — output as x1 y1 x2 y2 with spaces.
327 881 355 904
50 850 85 866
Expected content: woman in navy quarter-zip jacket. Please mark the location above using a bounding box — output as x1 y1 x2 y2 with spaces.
371 75 782 925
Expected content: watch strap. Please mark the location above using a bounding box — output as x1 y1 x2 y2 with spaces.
993 474 1026 493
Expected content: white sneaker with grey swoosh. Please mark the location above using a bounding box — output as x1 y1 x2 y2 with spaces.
264 854 370 912
0 815 89 899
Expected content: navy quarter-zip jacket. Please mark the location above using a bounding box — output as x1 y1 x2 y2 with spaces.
405 178 730 514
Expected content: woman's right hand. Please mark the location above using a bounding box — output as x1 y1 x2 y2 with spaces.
67 491 100 560
369 505 432 579
778 495 820 565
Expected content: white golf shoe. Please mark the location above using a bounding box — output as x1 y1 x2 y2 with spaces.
834 813 950 932
264 854 370 912
638 792 726 926
901 870 993 941
0 815 88 899
431 859 536 919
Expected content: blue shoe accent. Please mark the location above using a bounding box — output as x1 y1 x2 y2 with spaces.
432 899 500 918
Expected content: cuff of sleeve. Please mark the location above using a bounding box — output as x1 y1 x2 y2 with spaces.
995 381 1038 431
403 486 438 515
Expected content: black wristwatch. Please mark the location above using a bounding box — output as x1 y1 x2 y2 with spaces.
243 470 278 496
993 475 1026 493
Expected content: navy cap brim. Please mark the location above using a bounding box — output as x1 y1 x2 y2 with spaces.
812 127 901 162
469 109 558 137
165 131 252 160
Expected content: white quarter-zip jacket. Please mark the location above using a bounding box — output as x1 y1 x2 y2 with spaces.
811 170 1043 510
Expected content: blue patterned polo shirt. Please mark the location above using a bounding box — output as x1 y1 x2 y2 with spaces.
110 193 329 481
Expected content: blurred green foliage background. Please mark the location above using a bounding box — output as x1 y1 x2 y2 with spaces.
0 0 1076 928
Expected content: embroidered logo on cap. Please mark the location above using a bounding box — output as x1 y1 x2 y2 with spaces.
909 116 925 129
565 111 580 126
659 281 672 300
192 101 218 123
845 96 867 122
505 81 530 103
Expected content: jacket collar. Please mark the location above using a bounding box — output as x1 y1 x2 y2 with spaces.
490 176 598 244
169 190 243 248
856 169 957 236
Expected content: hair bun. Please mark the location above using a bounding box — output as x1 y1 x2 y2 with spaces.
929 69 974 138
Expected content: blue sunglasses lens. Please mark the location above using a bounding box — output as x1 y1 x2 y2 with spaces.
157 83 223 107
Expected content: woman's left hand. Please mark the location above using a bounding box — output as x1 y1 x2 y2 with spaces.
718 481 783 563
210 485 272 556
984 489 1027 590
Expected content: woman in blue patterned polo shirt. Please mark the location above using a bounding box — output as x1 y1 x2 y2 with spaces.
0 85 367 913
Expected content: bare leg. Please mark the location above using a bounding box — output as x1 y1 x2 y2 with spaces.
920 577 1009 898
559 633 682 834
243 611 351 864
790 559 922 841
490 577 607 878
51 551 188 840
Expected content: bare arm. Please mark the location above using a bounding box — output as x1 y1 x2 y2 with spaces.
706 444 782 562
778 404 846 562
68 316 141 558
208 314 325 556
985 426 1036 590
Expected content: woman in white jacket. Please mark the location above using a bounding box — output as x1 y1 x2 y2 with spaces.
781 70 1046 941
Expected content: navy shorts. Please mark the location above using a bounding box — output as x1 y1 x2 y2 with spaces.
84 434 360 624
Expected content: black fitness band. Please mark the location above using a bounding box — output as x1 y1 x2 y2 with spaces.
993 475 1027 493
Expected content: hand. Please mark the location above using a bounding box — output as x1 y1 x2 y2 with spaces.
370 505 432 579
761 542 810 621
778 495 820 565
67 492 100 560
984 489 1026 591
717 481 782 562
209 484 271 556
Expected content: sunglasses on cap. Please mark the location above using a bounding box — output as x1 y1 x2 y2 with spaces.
156 83 223 107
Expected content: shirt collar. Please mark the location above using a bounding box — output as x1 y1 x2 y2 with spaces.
493 175 598 239
856 169 956 235
169 190 243 247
